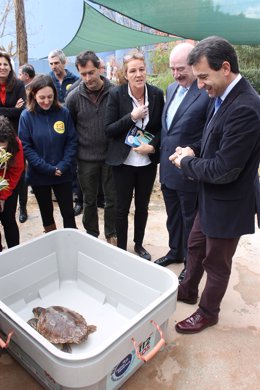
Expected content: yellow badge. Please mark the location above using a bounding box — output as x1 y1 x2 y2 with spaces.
66 84 72 90
53 121 65 134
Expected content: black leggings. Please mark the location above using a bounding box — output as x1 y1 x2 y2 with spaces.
0 185 20 250
32 182 76 228
112 163 157 250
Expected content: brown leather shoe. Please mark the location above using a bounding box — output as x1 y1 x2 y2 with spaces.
175 310 218 334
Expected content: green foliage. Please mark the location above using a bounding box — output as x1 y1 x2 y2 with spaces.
235 45 260 93
149 43 260 94
241 68 260 93
148 42 176 93
150 42 179 72
147 71 172 94
235 45 260 69
149 42 174 74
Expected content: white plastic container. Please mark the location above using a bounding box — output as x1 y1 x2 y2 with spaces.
0 229 178 389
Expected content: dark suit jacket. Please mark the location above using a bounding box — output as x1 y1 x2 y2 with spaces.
0 79 26 132
160 80 209 192
181 77 260 238
105 83 164 166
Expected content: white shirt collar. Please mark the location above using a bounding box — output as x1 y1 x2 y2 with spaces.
220 74 242 102
128 83 149 107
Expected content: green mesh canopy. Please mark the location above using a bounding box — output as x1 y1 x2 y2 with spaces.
91 0 260 45
62 2 178 56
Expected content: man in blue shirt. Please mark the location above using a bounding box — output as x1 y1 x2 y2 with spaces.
48 49 79 103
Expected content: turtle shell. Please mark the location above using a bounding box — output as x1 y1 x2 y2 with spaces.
34 306 95 345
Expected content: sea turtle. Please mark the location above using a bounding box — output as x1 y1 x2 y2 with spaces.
28 306 97 353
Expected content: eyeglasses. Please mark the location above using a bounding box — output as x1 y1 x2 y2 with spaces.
123 52 145 64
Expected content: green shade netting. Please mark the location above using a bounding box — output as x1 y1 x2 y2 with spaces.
91 0 260 45
62 2 178 56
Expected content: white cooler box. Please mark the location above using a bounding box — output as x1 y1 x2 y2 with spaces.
0 229 178 390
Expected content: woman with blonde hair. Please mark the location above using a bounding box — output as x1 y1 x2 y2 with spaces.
105 50 164 259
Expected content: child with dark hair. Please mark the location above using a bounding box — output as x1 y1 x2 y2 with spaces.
0 115 24 251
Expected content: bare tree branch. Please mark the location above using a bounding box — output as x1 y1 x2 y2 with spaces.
0 0 13 38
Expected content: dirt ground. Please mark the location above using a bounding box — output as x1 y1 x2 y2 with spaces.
1 178 260 389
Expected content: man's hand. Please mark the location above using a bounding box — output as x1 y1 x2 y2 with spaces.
169 146 195 168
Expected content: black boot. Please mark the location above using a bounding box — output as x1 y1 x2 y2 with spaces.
19 206 28 223
74 202 83 216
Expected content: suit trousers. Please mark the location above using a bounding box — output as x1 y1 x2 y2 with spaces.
112 163 157 250
180 213 240 317
161 184 197 261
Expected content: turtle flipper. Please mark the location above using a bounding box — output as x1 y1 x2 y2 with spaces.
61 343 72 353
87 325 97 335
27 318 38 330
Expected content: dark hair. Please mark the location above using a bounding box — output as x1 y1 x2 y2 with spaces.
188 36 239 73
0 115 19 167
27 74 61 112
19 63 35 79
0 51 17 91
75 51 100 70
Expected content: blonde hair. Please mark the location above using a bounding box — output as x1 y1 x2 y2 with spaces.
123 50 145 75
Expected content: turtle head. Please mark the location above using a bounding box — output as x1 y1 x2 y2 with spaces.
32 307 44 319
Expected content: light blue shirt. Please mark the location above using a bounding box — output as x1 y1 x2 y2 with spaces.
166 86 188 129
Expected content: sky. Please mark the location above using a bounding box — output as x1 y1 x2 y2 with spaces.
2 0 85 59
25 0 85 58
1 0 260 60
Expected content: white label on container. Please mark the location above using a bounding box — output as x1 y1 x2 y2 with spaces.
107 332 155 390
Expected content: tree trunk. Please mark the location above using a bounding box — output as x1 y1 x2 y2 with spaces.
14 0 28 65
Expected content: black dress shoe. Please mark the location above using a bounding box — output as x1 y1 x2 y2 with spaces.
178 267 186 284
19 208 28 223
154 255 183 267
175 310 218 334
134 244 151 261
74 203 83 216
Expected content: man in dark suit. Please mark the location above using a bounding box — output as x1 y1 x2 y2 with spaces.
170 36 260 334
155 43 209 283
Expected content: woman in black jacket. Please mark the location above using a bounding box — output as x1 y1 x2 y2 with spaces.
0 51 28 223
0 51 26 132
105 50 164 259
